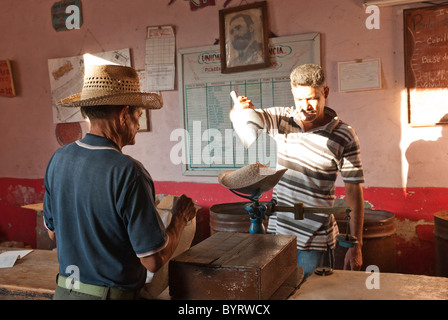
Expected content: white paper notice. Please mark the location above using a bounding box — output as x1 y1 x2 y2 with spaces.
145 26 175 91
0 250 32 268
338 59 381 92
144 65 175 92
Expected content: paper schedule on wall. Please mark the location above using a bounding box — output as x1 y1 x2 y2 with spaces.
145 25 176 91
177 33 321 175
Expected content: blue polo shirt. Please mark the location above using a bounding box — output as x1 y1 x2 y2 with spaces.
43 134 167 290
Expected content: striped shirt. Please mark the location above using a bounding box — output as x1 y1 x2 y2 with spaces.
257 106 364 251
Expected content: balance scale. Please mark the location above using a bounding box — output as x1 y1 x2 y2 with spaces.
228 188 358 276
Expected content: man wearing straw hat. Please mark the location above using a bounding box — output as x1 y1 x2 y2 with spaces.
43 64 197 299
230 64 365 277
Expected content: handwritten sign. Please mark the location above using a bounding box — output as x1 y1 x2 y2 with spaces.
0 60 15 97
404 4 448 126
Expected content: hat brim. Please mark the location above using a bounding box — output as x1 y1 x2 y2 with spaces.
218 167 287 195
56 92 163 109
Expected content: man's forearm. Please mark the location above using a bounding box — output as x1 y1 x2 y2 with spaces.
344 183 364 245
140 216 187 273
230 108 265 149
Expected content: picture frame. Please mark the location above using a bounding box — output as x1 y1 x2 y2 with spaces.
219 1 269 74
136 69 151 132
138 109 150 132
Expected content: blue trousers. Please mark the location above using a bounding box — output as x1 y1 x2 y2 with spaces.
297 248 334 278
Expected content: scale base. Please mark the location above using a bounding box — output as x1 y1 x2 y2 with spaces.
314 267 333 276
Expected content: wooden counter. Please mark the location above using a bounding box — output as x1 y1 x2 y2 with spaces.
1 246 447 300
21 203 56 250
290 269 448 300
0 248 58 300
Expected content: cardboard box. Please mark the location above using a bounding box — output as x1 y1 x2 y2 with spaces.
169 232 297 300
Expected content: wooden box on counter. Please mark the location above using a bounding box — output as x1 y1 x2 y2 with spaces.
168 232 297 300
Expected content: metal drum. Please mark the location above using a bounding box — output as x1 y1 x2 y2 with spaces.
209 202 268 234
334 209 397 272
434 211 448 277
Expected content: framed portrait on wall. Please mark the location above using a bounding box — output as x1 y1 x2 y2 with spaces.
219 1 269 74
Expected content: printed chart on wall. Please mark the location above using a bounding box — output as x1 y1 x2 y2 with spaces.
47 48 131 123
177 33 321 175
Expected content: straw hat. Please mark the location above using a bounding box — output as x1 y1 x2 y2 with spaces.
57 64 163 109
218 163 287 195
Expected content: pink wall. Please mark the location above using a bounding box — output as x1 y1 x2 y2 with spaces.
0 0 447 275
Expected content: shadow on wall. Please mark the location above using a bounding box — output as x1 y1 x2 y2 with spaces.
402 116 448 275
406 125 448 190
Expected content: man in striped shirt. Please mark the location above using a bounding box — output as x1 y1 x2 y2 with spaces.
230 64 364 277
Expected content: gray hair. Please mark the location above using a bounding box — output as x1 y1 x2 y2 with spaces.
81 105 139 120
290 64 326 88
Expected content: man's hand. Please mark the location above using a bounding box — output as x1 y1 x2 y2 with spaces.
140 194 197 273
171 194 197 224
233 95 255 111
47 230 55 241
344 244 362 271
343 182 364 271
230 95 256 123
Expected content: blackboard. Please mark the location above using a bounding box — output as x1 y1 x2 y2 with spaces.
404 4 448 126
176 33 321 176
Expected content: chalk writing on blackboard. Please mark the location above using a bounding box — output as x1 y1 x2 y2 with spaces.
404 5 448 126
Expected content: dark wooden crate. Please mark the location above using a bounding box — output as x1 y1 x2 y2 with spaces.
168 232 297 300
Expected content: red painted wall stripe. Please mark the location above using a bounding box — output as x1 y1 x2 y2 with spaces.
1 178 446 275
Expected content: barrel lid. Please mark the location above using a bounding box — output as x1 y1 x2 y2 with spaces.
335 209 396 239
434 211 448 240
210 202 252 219
434 210 448 222
364 209 395 221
